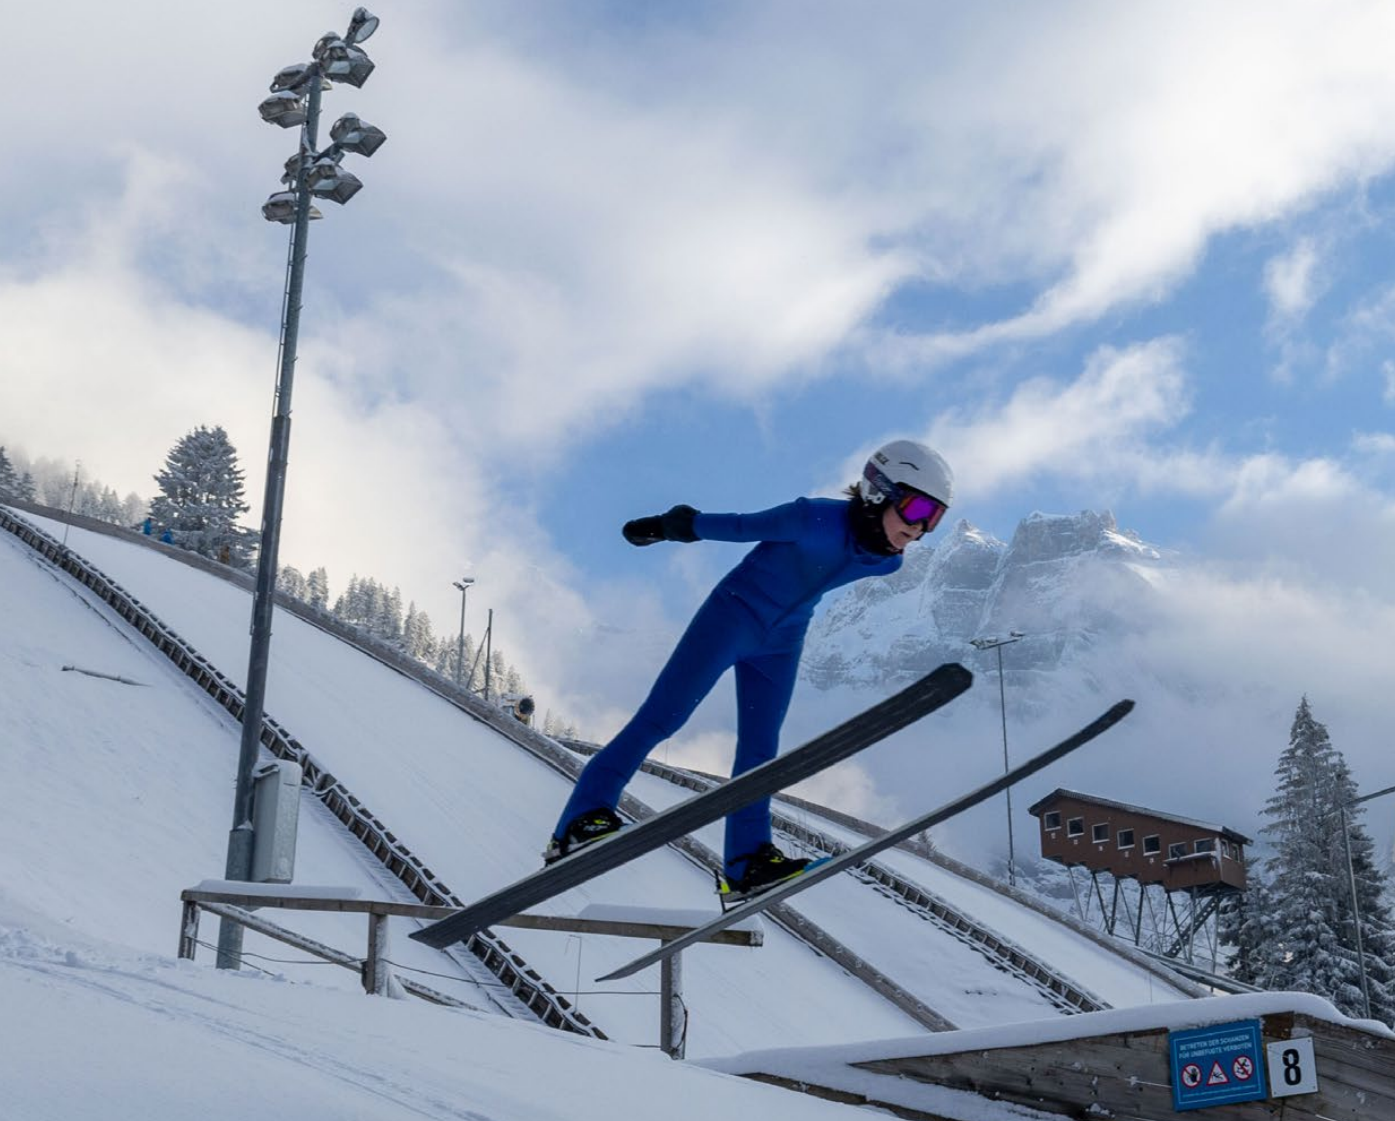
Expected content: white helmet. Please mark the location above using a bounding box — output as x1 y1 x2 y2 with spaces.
858 439 954 507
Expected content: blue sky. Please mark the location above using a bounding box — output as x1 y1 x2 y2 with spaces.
6 1 1395 769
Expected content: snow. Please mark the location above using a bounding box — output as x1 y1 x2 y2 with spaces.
189 880 364 900
0 908 862 1121
0 507 1343 1119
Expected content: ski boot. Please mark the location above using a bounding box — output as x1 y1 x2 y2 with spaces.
716 842 812 908
543 807 625 865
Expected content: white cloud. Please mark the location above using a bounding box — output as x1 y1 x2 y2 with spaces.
924 338 1193 498
1354 431 1395 456
1263 237 1324 324
1325 283 1395 384
859 2 1395 364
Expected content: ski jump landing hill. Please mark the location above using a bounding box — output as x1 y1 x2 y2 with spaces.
8 500 1390 1117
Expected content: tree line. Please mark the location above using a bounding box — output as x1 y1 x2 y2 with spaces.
1 429 576 736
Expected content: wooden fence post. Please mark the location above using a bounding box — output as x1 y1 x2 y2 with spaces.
365 909 393 996
660 946 685 1059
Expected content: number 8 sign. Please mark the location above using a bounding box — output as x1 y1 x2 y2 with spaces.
1265 1037 1319 1097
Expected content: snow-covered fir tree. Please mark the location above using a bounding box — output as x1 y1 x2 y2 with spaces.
306 567 330 611
435 633 481 690
148 426 255 566
401 603 438 663
0 447 19 496
1217 877 1283 988
277 566 311 601
1251 697 1395 1022
333 575 405 644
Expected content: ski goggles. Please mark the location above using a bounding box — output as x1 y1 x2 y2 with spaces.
863 462 948 530
893 489 948 531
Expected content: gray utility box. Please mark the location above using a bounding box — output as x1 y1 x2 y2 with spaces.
251 759 302 884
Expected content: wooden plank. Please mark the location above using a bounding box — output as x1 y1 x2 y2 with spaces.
181 889 762 945
847 1013 1395 1121
494 912 761 946
181 889 455 920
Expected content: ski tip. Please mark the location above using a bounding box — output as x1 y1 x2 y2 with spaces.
932 661 973 689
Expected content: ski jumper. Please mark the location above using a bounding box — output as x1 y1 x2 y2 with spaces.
555 497 901 870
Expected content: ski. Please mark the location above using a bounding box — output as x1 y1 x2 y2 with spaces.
596 698 1134 982
409 663 973 949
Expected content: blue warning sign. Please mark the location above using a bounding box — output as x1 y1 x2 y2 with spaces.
1169 1020 1267 1111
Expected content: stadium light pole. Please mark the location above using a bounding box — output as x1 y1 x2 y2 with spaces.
219 8 385 971
1334 781 1395 1021
971 631 1025 888
453 577 475 687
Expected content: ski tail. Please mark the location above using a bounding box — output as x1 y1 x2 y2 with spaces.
595 699 1135 982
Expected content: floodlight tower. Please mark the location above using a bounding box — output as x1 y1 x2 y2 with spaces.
219 8 387 971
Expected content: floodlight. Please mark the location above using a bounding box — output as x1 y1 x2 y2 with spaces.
329 113 387 156
306 159 364 204
311 32 342 61
262 191 323 223
346 7 380 44
322 44 374 88
269 63 313 92
258 90 307 128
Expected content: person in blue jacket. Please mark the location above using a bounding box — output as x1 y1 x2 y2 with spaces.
548 439 955 900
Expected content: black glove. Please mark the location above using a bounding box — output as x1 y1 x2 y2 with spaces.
623 504 700 546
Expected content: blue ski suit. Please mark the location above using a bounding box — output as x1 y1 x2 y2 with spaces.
555 497 901 870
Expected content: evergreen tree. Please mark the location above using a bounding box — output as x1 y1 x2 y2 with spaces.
1257 697 1395 1021
436 633 480 688
402 603 438 662
333 575 362 622
148 426 255 566
278 566 310 601
306 567 330 611
1217 877 1283 987
375 586 404 646
16 471 37 502
488 649 510 696
0 447 19 497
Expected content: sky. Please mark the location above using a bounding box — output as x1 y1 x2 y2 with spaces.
6 1 1395 769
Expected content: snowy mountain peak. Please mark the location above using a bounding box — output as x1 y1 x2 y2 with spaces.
1008 510 1159 565
803 509 1163 693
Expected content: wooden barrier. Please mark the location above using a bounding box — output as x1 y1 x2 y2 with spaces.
712 993 1395 1120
